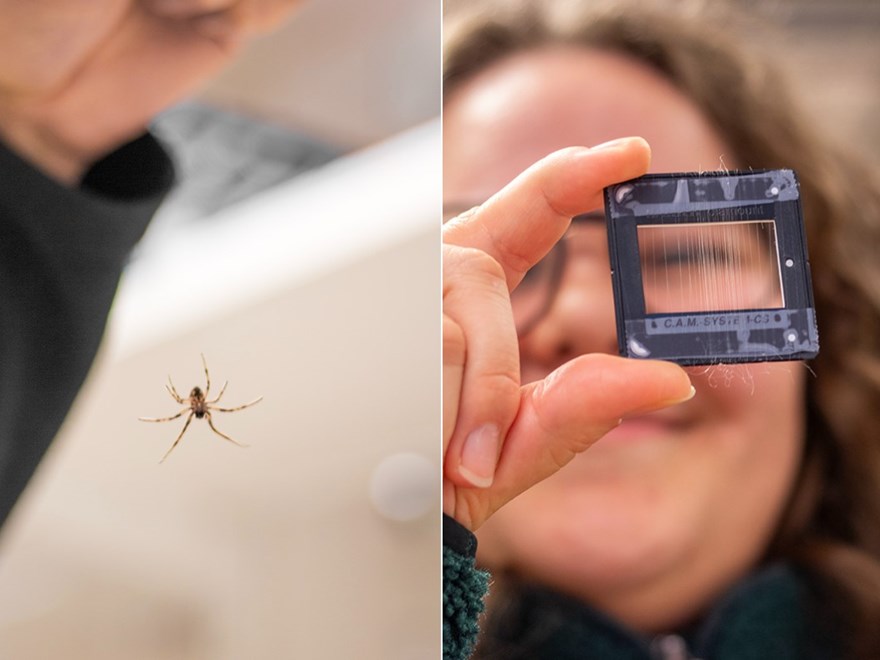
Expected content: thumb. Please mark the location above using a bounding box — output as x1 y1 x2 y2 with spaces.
492 354 694 499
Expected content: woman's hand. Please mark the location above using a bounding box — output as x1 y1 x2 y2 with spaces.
0 0 300 183
443 138 695 531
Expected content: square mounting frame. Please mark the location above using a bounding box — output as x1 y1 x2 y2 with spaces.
604 169 819 366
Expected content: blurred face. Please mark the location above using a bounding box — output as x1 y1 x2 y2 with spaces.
444 48 806 631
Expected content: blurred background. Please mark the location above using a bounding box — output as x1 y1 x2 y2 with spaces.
745 0 880 166
0 0 440 658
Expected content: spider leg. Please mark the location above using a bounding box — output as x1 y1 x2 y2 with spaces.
166 376 185 403
160 412 195 463
205 412 249 447
139 408 189 423
206 381 228 404
201 353 211 397
211 396 263 413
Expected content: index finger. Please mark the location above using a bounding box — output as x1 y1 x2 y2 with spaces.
442 137 651 290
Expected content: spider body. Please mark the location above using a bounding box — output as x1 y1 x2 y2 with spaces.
189 386 208 417
139 355 262 462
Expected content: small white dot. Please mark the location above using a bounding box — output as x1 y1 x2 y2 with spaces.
770 186 779 196
785 258 794 267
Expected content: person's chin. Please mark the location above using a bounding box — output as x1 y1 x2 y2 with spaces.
511 514 695 613
494 487 695 587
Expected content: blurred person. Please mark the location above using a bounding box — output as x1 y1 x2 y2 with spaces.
0 0 300 529
442 1 880 658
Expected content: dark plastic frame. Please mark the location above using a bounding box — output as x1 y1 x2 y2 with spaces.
604 169 819 366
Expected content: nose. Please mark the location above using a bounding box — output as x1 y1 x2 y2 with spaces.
519 224 619 375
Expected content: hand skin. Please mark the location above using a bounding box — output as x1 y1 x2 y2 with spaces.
443 138 695 532
0 0 300 184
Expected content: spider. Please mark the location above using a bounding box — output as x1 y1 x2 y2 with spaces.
139 354 262 463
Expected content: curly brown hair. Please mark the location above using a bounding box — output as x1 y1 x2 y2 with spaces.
444 0 880 656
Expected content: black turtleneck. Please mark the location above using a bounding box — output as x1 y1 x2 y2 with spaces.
0 134 173 531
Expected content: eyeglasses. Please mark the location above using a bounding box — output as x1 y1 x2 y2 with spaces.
509 212 607 336
445 207 786 338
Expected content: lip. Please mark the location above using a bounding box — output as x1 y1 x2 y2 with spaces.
598 412 688 444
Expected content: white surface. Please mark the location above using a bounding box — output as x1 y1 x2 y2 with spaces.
111 118 440 357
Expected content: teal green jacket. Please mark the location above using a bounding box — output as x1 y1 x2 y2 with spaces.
443 515 840 660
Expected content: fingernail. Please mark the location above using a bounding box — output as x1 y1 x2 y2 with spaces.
459 424 500 488
670 385 697 404
590 137 632 151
